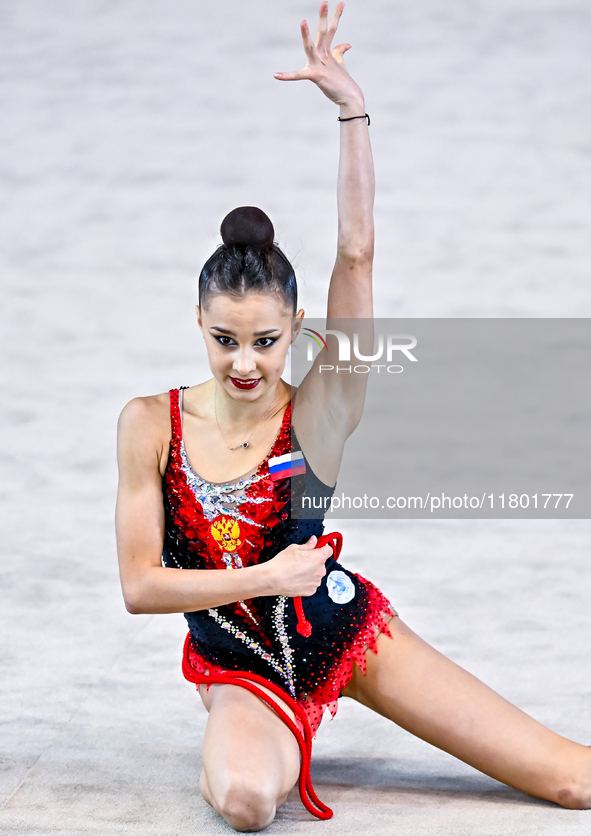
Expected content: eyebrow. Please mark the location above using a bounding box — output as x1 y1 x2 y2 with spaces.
209 327 281 337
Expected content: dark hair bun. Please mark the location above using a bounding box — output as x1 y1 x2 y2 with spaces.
220 206 275 251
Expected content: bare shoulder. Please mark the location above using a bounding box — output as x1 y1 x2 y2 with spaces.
118 392 171 439
117 391 174 479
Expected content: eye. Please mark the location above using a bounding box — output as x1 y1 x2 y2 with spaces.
214 335 236 347
256 337 278 348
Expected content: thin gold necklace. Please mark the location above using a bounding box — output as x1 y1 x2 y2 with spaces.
214 385 283 450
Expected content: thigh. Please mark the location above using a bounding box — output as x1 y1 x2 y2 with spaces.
198 680 301 810
341 616 589 806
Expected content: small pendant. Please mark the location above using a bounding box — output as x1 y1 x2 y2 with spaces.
241 442 249 448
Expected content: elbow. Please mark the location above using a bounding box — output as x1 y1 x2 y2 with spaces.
119 563 162 614
125 599 144 616
122 582 147 615
336 244 374 266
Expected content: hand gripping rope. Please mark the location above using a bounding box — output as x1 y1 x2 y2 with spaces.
182 531 343 821
293 531 343 637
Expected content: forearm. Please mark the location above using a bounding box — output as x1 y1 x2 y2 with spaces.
123 562 275 615
336 96 375 258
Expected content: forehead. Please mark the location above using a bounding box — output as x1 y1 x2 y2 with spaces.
202 291 292 326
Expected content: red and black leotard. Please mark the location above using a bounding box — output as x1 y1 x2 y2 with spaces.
162 387 397 819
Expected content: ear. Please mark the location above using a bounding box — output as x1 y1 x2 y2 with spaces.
195 304 204 333
291 308 305 342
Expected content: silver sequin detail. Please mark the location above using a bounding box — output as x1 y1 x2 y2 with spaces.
238 600 259 627
179 440 272 524
272 596 296 697
207 601 296 698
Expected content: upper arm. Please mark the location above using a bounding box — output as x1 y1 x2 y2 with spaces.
319 251 375 429
326 250 373 320
291 254 375 484
115 396 169 610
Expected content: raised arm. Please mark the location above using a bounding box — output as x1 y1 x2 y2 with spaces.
327 90 374 319
275 2 376 485
275 1 375 319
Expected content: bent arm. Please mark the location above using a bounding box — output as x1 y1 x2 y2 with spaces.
115 398 274 615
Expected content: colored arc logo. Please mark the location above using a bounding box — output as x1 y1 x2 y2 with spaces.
302 328 328 352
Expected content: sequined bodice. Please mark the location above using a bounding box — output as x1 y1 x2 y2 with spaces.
179 439 274 525
162 387 335 574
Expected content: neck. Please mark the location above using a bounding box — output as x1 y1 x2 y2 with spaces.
213 379 290 428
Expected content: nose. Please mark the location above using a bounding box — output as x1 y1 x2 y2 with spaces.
232 347 258 376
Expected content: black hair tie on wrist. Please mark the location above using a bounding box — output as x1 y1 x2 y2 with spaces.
337 112 370 125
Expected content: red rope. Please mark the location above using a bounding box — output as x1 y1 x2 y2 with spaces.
293 532 342 639
293 596 312 636
183 531 344 821
183 633 333 819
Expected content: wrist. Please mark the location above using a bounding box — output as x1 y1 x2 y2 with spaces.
338 99 366 120
252 560 277 597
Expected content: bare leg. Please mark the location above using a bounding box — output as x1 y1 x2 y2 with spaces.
341 617 591 809
197 680 300 832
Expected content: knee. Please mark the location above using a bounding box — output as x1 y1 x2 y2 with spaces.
553 753 591 810
555 779 591 811
214 777 278 831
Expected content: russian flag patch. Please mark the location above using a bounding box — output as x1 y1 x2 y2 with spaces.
268 451 306 481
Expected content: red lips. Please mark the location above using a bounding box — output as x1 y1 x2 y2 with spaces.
230 377 261 390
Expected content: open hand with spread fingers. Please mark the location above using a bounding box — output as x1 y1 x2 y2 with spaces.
274 1 364 109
